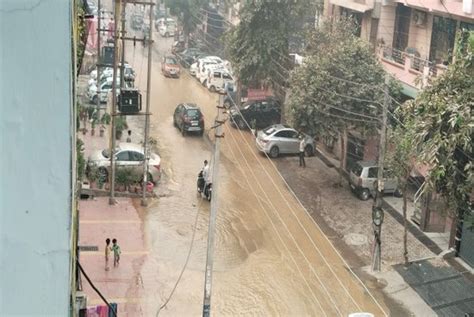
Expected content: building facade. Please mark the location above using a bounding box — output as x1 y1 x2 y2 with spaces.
0 0 76 315
325 0 474 98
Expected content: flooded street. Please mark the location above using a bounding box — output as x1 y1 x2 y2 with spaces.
122 28 388 316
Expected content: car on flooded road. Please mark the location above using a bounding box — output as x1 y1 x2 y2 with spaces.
256 124 315 158
161 55 180 78
173 103 205 136
229 98 281 130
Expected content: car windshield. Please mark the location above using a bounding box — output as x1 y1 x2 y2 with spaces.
351 164 364 177
186 109 200 117
263 127 276 135
165 57 177 64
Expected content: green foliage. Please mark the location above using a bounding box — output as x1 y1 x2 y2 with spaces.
288 17 400 137
77 138 85 181
115 167 140 187
87 165 100 183
115 116 128 133
165 0 207 36
101 112 111 125
397 30 473 218
225 0 309 88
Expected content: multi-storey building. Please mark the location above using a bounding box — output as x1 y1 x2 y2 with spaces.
325 0 473 98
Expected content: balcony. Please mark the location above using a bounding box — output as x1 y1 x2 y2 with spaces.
378 45 448 94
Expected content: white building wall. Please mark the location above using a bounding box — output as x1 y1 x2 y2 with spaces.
0 0 74 315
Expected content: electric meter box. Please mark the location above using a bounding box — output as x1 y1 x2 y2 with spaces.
118 89 142 114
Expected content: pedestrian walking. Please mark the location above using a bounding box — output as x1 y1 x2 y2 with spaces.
104 238 111 271
112 238 121 267
299 135 306 168
126 130 132 143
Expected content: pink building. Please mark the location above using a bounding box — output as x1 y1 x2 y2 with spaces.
325 0 474 98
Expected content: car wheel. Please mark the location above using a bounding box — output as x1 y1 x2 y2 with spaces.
359 189 370 201
199 129 204 136
305 145 314 157
237 118 246 130
98 167 108 182
202 79 207 87
269 146 279 158
209 86 216 93
92 95 99 105
394 189 403 197
165 32 169 37
181 124 186 136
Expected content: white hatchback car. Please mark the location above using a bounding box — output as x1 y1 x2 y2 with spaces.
87 143 161 183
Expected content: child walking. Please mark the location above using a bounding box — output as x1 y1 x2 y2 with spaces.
112 238 121 267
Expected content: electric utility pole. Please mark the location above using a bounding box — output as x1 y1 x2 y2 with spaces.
108 0 122 205
120 0 126 90
141 3 154 206
96 0 102 114
371 74 389 272
202 94 225 317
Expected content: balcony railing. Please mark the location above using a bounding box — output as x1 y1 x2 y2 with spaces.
379 45 447 87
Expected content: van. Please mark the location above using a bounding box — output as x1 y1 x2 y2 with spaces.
206 69 234 93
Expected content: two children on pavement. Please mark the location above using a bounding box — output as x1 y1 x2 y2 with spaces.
105 238 121 271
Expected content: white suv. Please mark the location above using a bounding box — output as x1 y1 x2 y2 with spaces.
206 68 234 93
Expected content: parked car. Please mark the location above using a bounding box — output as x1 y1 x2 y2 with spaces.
349 161 402 200
87 77 122 104
173 103 205 136
256 124 315 158
171 40 185 55
131 13 143 30
176 48 205 67
161 55 180 78
159 21 176 37
205 68 234 93
155 17 175 31
89 64 135 83
229 98 281 130
87 143 161 184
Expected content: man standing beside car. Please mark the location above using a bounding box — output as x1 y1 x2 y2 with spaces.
299 135 306 168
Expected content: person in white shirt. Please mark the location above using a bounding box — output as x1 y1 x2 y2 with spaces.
299 135 306 168
202 160 210 183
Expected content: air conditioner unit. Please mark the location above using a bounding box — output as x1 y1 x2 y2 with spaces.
413 10 427 27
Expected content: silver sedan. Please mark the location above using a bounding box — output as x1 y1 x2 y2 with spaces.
256 124 315 158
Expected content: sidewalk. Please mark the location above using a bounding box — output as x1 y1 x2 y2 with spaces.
77 104 151 314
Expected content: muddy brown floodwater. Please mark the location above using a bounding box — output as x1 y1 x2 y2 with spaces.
122 26 390 317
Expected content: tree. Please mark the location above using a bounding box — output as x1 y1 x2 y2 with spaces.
225 0 311 111
396 30 473 249
165 0 207 43
288 17 399 184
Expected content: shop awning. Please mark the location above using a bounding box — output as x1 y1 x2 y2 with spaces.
329 0 373 13
394 0 473 19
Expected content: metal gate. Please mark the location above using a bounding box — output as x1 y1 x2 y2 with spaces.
459 215 474 268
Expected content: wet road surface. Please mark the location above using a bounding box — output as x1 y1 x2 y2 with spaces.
109 23 390 316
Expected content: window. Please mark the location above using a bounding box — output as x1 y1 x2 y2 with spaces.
288 130 299 139
274 131 288 138
116 151 130 161
165 57 177 64
368 167 378 178
393 4 411 51
213 72 221 78
429 16 457 65
129 151 144 161
223 73 232 80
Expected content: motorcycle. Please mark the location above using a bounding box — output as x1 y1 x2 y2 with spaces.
197 170 212 201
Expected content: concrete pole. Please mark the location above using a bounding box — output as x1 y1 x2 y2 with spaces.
141 4 154 206
96 0 102 116
108 0 122 205
372 74 389 271
120 0 126 90
202 94 225 317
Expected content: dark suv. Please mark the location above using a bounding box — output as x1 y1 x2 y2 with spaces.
230 98 281 130
173 103 205 136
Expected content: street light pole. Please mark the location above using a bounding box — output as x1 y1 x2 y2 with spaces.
141 4 154 206
372 74 389 271
202 94 225 317
108 0 122 205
